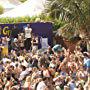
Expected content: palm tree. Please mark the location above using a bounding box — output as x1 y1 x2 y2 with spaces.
44 0 90 39
0 5 4 15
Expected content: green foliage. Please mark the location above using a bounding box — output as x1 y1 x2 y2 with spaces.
0 16 37 24
39 14 66 31
0 15 55 24
0 5 4 15
0 15 66 38
53 19 66 31
19 0 27 3
45 0 90 39
60 23 76 39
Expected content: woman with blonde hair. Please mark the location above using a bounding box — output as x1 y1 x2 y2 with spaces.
23 76 32 90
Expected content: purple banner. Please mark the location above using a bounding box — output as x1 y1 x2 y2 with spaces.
0 22 53 48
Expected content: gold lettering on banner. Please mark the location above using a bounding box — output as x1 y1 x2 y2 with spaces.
2 26 11 36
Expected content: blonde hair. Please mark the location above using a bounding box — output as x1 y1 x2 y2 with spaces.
26 76 31 82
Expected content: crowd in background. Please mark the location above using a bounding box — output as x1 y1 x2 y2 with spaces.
0 24 90 90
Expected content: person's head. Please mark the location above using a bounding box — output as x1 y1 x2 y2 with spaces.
75 46 81 51
0 61 3 65
83 53 89 58
25 76 31 82
32 67 38 72
22 88 29 90
10 65 14 70
69 53 75 61
65 76 72 83
21 65 26 71
15 63 18 67
7 76 11 81
42 65 46 70
60 64 66 72
51 59 56 63
64 86 70 90
77 83 84 90
13 38 18 43
27 24 30 28
48 46 52 51
14 24 17 28
74 56 79 62
10 87 17 90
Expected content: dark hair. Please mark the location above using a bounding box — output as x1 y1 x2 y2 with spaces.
83 53 88 57
21 65 26 71
15 58 18 62
7 76 11 81
0 61 3 65
16 63 18 67
77 83 84 90
17 52 20 56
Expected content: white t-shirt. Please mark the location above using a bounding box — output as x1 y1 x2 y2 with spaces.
19 70 29 80
43 70 50 78
40 38 49 49
36 81 47 90
24 27 32 39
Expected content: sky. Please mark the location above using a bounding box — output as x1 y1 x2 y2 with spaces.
0 0 47 17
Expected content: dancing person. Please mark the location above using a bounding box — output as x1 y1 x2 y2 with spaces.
31 34 39 53
24 24 32 51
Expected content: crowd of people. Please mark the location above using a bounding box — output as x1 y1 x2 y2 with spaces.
0 24 90 90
